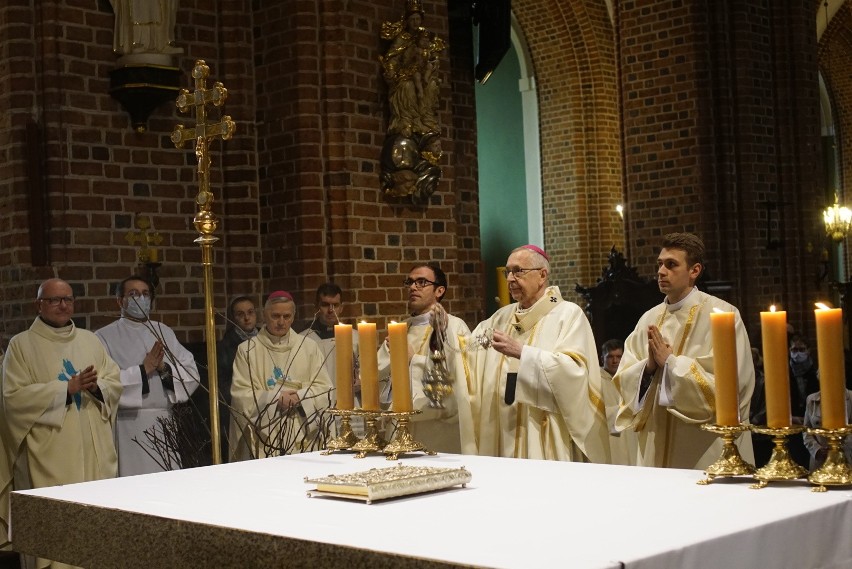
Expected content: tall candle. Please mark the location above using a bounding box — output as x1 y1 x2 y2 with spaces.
388 321 412 412
496 267 510 307
358 321 379 411
334 324 354 410
814 303 847 429
710 309 739 426
760 306 791 427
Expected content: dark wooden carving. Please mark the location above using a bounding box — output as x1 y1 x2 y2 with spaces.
575 247 663 349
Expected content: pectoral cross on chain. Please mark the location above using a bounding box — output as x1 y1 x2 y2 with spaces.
170 60 236 215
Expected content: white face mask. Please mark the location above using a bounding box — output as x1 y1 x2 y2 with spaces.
790 351 809 364
123 295 151 320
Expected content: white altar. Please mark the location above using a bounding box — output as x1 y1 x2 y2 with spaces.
11 452 852 568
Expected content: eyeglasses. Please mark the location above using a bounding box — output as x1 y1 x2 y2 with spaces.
124 290 151 299
39 296 75 306
403 278 438 289
503 267 543 279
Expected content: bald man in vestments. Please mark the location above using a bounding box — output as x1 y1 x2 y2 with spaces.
0 278 122 568
613 233 754 469
465 246 610 463
378 263 476 454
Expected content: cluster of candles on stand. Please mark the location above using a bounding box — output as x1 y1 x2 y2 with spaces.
706 302 850 489
327 321 429 459
332 321 412 413
711 304 846 430
334 322 411 413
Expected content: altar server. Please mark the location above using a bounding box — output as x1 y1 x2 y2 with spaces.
96 275 200 475
613 233 754 469
465 246 610 463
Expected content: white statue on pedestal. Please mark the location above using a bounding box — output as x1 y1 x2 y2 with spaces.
111 0 183 62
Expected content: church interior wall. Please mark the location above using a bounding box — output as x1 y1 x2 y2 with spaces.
0 0 847 351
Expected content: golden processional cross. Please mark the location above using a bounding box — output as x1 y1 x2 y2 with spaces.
171 59 236 465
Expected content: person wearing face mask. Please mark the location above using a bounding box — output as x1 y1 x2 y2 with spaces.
788 335 820 423
785 334 820 469
95 275 200 476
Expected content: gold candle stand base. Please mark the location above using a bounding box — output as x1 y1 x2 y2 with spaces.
748 425 807 489
321 409 360 454
351 411 388 459
383 410 435 460
806 425 852 492
697 423 755 485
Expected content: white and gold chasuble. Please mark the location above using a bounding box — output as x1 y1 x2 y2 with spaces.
465 286 610 463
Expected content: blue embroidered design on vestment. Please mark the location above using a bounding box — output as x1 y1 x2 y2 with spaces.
57 359 82 410
266 366 289 387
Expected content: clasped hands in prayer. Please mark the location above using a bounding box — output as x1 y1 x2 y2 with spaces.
277 390 301 411
68 365 99 395
143 340 166 376
645 325 672 373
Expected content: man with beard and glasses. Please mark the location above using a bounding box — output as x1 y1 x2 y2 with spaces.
378 264 475 454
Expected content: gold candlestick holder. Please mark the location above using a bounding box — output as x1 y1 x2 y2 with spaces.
351 410 388 459
748 425 807 489
383 410 435 460
321 408 361 454
806 425 852 492
697 423 755 485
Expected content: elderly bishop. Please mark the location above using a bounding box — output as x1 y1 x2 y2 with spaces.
465 246 610 463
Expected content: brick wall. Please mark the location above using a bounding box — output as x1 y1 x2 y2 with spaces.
617 0 823 339
0 0 837 351
512 0 624 301
0 0 482 349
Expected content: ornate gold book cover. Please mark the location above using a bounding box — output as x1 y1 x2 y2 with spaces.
305 463 471 504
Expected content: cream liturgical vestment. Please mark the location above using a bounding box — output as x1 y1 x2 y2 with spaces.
229 328 333 461
96 318 200 476
378 312 476 454
613 288 755 469
0 318 122 559
466 286 610 463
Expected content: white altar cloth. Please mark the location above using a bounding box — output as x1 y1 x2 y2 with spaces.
11 452 852 568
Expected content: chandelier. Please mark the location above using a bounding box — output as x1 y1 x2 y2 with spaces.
823 195 852 241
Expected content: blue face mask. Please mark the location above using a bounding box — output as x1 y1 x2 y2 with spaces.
790 351 809 364
123 295 151 320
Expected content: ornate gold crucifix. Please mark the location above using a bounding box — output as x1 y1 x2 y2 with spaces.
171 59 236 465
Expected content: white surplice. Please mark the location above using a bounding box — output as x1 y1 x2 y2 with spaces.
96 318 199 476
